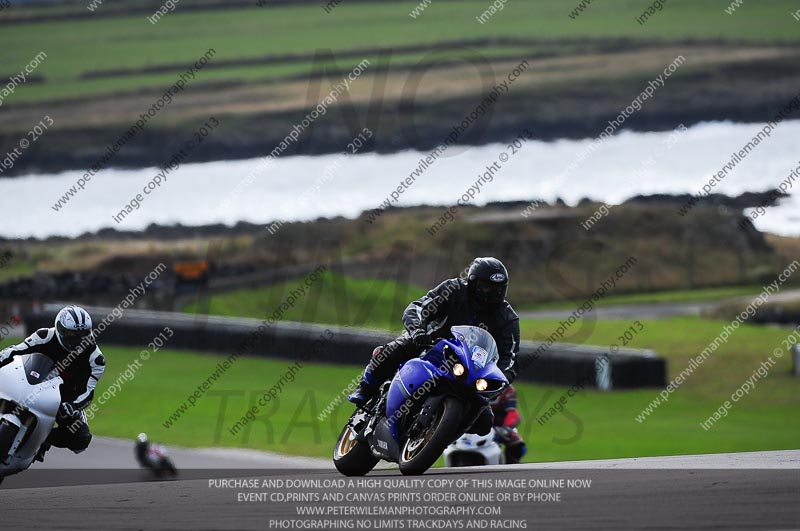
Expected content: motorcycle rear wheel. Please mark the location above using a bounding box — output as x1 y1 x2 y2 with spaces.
333 416 379 477
399 396 463 476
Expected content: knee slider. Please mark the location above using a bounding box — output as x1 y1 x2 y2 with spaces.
70 431 92 453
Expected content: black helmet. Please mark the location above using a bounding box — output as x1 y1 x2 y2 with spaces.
467 257 509 307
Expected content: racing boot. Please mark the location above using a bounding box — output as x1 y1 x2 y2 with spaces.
505 441 527 464
347 379 377 409
34 441 51 463
348 346 384 408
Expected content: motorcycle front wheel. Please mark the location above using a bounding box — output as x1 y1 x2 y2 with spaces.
333 413 379 477
399 396 463 476
0 419 20 462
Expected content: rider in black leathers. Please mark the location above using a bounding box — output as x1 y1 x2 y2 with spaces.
348 257 520 434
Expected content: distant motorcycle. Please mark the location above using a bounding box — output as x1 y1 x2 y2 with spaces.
135 433 177 477
443 428 504 467
0 353 62 484
334 325 508 476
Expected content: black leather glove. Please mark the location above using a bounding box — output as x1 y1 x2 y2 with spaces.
410 328 433 348
59 402 81 422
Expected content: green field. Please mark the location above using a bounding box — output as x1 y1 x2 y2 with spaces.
0 257 34 283
3 0 799 104
520 285 769 311
3 314 796 462
184 272 779 329
184 272 427 331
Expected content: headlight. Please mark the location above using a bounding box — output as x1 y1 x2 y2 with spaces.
475 379 488 391
452 363 465 377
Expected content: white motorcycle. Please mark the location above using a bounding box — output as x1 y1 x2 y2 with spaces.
443 427 504 467
0 353 61 484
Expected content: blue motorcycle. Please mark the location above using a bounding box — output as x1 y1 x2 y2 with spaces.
333 325 508 476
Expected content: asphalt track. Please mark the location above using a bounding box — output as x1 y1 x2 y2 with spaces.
1 440 798 531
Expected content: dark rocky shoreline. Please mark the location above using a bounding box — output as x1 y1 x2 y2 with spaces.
0 191 784 243
3 52 799 178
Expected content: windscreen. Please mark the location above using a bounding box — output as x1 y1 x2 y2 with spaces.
451 325 499 368
21 353 57 386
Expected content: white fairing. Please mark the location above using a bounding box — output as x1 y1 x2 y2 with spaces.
145 443 169 466
0 356 62 477
443 428 504 467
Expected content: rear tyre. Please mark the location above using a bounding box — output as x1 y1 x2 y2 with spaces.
399 397 463 476
333 417 379 477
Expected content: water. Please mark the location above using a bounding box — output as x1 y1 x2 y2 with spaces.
3 120 799 238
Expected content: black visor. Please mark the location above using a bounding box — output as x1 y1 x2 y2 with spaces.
57 322 91 350
475 279 507 305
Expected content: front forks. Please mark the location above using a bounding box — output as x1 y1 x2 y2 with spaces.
406 395 446 439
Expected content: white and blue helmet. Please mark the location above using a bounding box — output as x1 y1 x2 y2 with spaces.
55 305 93 351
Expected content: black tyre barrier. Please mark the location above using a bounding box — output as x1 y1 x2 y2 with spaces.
27 306 666 390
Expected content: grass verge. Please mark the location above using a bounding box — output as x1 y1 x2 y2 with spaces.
517 284 771 311
184 271 426 331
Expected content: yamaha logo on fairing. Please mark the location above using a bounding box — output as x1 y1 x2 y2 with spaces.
490 273 506 282
377 440 388 449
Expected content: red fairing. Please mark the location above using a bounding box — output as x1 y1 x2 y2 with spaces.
503 409 520 428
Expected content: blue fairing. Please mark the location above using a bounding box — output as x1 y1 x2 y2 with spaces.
385 327 508 440
386 358 440 439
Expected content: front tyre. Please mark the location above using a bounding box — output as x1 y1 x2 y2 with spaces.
0 419 20 461
333 417 379 477
399 397 463 476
